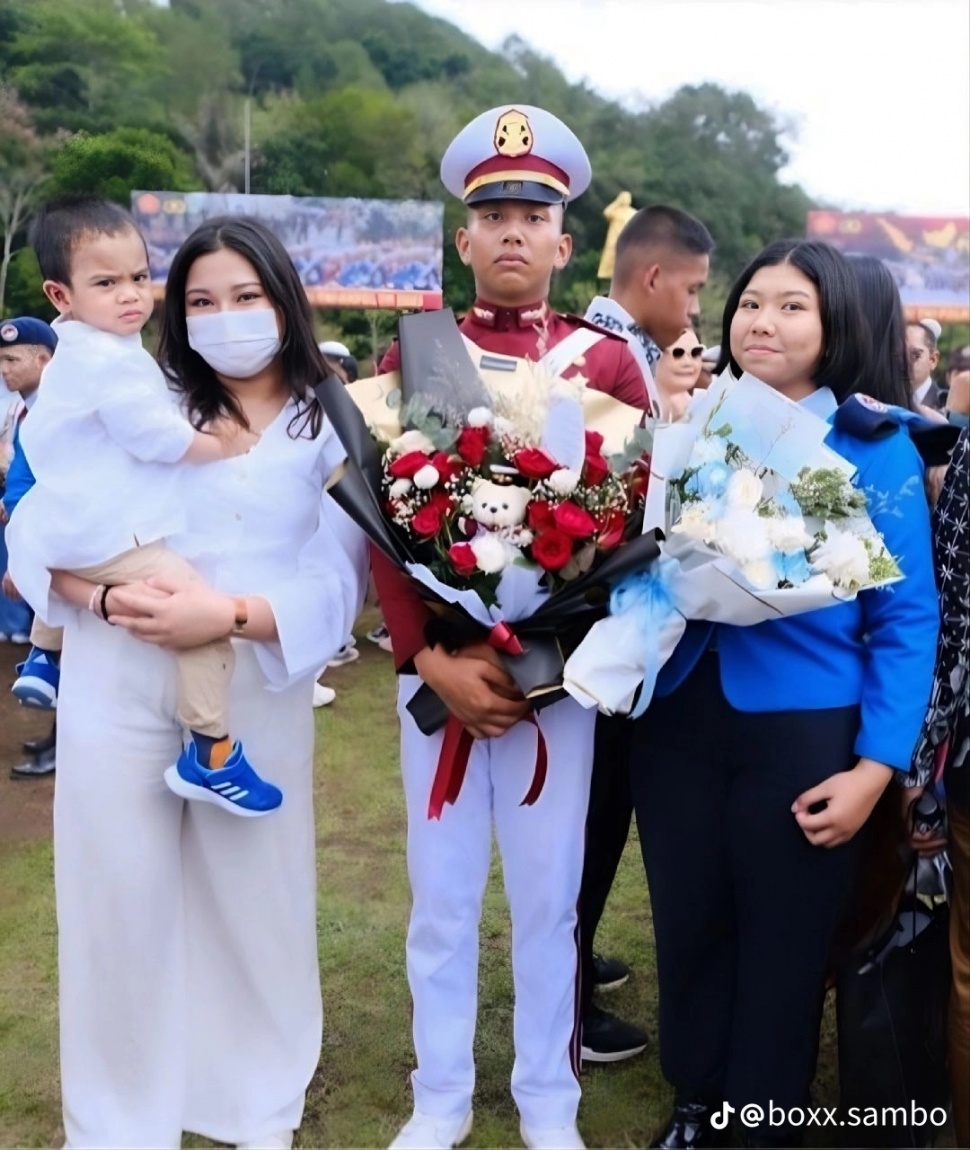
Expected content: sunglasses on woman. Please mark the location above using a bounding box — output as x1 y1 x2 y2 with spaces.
669 346 704 360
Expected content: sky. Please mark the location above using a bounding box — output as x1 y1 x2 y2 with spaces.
407 0 970 219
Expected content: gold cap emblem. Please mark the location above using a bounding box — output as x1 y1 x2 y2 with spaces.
494 109 533 158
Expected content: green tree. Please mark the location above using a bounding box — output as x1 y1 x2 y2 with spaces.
50 128 201 204
0 88 58 316
4 0 165 133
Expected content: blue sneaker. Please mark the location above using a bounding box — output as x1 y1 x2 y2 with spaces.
12 647 59 709
163 740 282 817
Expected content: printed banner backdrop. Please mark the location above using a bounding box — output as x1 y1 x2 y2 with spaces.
807 211 970 322
131 191 444 310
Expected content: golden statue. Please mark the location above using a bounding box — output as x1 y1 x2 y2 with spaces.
597 190 637 280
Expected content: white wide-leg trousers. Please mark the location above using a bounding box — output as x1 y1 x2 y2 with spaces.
55 612 322 1149
397 676 595 1129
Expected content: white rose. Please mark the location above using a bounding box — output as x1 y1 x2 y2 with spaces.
714 508 772 564
466 406 493 428
673 502 718 544
810 523 870 590
471 532 512 574
740 558 778 591
766 514 813 554
389 478 413 499
690 435 728 466
391 428 436 454
547 467 581 495
725 468 764 510
413 464 440 489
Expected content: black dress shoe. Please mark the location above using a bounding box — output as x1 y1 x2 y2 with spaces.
650 1100 728 1149
580 1003 648 1063
592 951 630 991
23 722 56 755
10 745 56 779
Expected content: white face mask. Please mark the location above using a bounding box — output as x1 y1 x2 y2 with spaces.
186 309 281 378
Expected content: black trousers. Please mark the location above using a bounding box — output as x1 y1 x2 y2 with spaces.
630 652 863 1122
578 712 634 1015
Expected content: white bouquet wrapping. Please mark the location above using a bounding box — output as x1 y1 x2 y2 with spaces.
563 373 903 716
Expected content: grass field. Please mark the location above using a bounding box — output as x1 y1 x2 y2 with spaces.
0 609 844 1149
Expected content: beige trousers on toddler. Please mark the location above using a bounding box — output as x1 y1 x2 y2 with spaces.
29 615 64 652
73 539 233 738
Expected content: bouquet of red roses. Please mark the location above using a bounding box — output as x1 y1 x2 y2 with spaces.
315 308 658 812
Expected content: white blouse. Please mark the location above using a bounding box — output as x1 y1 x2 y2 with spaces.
10 385 367 691
173 398 365 688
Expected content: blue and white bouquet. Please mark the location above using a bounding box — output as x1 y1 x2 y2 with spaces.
563 373 902 716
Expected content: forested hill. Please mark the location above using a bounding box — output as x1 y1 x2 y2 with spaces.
0 0 814 326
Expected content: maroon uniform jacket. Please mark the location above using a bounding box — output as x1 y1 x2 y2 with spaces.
372 298 650 671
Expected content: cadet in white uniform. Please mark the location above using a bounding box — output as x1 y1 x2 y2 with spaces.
374 106 646 1150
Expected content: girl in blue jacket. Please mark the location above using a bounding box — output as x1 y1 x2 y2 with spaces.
635 240 940 1149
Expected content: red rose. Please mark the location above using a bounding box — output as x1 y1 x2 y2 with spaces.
431 450 461 483
552 501 598 539
456 426 490 467
411 504 443 537
527 500 555 531
596 510 626 550
532 529 573 571
585 430 604 455
389 450 432 479
429 490 455 514
448 542 478 576
583 448 610 487
514 448 558 480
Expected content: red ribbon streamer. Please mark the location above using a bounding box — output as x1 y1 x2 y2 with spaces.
426 714 548 820
426 620 547 820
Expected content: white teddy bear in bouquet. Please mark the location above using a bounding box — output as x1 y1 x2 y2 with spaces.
463 477 534 574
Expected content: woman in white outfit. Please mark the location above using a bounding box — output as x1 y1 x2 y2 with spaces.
33 217 365 1149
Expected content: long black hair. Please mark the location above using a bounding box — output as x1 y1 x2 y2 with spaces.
845 253 914 410
157 216 324 438
715 239 866 402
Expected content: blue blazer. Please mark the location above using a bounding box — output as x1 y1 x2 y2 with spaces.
655 423 940 772
1 420 35 518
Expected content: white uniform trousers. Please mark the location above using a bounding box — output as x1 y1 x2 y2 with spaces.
55 611 322 1149
397 676 595 1129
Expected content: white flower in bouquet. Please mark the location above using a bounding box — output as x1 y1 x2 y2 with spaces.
391 428 436 455
766 514 814 555
714 508 773 564
471 532 514 574
547 467 582 495
725 468 764 510
691 435 729 465
413 464 441 490
467 406 493 428
741 558 778 591
674 502 719 544
810 521 871 590
389 478 413 498
493 415 516 437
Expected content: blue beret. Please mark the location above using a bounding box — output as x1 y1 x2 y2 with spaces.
0 317 57 351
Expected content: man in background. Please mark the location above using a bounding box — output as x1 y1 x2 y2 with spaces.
579 206 714 1064
0 316 58 778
